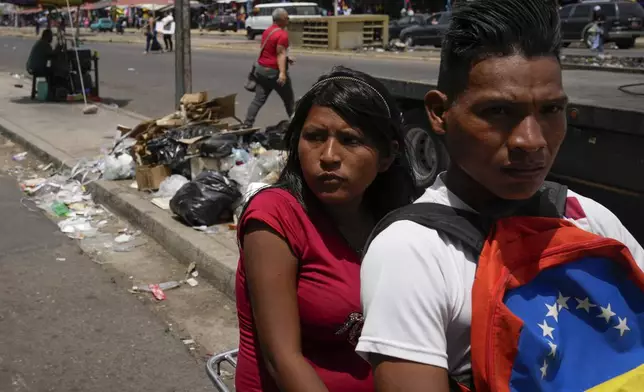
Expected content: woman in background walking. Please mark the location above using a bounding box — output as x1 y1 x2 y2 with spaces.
161 12 175 52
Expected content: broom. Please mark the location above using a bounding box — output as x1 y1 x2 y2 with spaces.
64 0 98 114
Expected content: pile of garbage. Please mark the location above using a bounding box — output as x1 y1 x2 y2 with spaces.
103 91 290 229
560 54 644 70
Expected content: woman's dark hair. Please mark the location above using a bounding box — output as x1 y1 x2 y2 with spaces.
271 66 418 221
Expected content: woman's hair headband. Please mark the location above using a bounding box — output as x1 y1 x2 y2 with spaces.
304 76 391 118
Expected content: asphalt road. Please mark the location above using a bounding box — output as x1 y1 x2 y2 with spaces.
0 171 214 391
2 35 644 126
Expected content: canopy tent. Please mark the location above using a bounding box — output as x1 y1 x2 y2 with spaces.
2 0 102 7
15 5 42 12
80 0 114 10
114 0 172 6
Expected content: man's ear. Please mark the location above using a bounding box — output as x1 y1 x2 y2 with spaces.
378 140 398 173
424 90 448 136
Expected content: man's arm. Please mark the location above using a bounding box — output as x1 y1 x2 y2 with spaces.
372 356 449 392
276 44 288 85
357 221 458 391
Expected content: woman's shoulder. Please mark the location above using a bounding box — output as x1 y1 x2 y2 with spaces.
246 187 301 211
239 187 310 254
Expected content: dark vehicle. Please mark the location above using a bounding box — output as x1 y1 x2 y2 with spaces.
206 14 239 32
388 14 427 43
400 12 451 47
559 1 644 49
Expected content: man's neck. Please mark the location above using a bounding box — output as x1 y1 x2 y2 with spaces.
443 165 498 212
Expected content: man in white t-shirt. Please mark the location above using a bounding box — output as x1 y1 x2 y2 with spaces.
356 0 644 390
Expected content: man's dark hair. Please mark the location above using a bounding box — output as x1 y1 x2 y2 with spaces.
41 29 53 41
437 0 562 103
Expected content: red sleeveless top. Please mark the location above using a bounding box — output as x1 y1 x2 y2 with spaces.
235 188 373 391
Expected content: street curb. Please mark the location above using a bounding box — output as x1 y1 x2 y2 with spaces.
0 115 238 301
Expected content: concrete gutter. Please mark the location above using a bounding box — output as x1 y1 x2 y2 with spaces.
0 106 238 300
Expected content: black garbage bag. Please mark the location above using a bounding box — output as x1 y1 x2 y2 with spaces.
197 133 238 159
251 120 289 150
170 171 241 227
144 137 186 166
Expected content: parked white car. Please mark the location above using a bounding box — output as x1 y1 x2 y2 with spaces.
245 2 322 40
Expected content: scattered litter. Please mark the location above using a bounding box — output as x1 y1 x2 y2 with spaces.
131 280 182 301
58 217 97 239
129 181 138 189
12 152 28 161
114 234 133 243
151 197 171 210
128 68 136 71
56 257 66 261
38 163 54 171
182 339 195 345
51 201 71 217
11 73 21 79
14 84 23 88
186 277 199 287
193 225 219 234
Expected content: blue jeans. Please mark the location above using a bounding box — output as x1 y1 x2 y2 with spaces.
145 33 159 51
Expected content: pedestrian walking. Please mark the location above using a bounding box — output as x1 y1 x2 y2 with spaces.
590 5 606 56
143 17 161 54
161 13 175 52
242 8 294 128
199 12 206 33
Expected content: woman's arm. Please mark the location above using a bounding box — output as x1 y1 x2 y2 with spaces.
243 220 329 392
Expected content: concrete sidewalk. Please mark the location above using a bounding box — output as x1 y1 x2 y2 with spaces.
0 73 240 300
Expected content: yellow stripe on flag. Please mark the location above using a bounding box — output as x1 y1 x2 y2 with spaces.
587 364 644 392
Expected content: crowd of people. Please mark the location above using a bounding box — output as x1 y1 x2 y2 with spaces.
234 0 644 391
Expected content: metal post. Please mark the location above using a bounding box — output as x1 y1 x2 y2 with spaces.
333 0 338 16
174 0 192 108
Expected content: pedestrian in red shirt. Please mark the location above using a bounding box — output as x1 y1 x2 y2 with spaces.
235 67 420 391
243 8 295 128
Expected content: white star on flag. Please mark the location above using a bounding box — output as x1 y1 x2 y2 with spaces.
597 304 616 323
614 317 630 337
547 341 557 357
575 297 596 313
545 302 560 322
556 292 570 311
538 320 555 340
540 359 548 379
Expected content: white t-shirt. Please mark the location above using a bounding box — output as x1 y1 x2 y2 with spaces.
356 173 644 376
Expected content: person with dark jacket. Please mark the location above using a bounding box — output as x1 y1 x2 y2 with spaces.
26 29 54 100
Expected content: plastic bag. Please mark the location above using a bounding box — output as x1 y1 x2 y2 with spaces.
228 151 286 193
103 153 135 180
170 171 241 227
198 133 238 159
153 175 189 198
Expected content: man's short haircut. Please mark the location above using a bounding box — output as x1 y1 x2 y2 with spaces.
437 0 562 103
41 29 53 41
272 8 288 22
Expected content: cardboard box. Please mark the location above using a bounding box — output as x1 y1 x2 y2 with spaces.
135 165 171 191
190 157 222 180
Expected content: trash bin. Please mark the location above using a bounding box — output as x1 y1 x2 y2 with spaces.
36 80 48 101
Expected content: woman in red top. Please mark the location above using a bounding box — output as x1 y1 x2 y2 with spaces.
235 67 419 391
